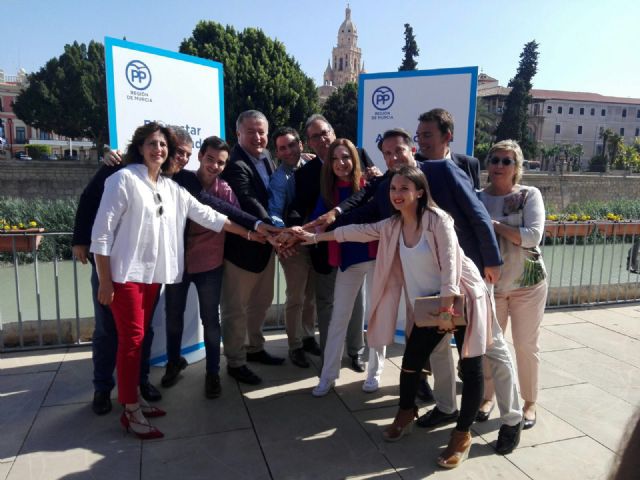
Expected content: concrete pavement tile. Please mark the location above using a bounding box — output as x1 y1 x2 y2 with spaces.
537 383 636 452
151 359 253 440
507 436 616 480
42 348 94 406
471 403 583 449
142 430 270 480
8 446 140 480
336 360 401 412
568 308 640 339
354 407 527 479
541 347 640 404
546 322 640 367
0 371 54 461
0 348 67 375
540 310 587 326
602 305 640 318
0 461 12 480
538 358 584 389
246 388 392 480
538 327 584 352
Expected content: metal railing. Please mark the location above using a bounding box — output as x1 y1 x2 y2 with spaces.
2 224 639 352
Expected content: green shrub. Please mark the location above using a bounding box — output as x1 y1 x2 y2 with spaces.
564 199 640 221
0 197 77 263
25 144 52 159
588 155 607 172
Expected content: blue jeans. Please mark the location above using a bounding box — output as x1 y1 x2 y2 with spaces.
165 266 223 374
90 260 153 392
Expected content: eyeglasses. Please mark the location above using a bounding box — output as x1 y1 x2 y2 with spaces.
154 192 164 217
489 156 515 166
175 147 191 160
308 129 333 141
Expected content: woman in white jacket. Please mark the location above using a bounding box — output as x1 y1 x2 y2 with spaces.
91 122 260 439
293 165 492 468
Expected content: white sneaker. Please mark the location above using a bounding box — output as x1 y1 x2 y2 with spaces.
312 378 335 397
362 377 380 393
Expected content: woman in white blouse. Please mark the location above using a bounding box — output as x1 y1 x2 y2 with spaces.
91 122 259 439
477 139 548 431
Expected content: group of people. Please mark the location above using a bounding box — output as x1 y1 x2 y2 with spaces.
71 107 548 468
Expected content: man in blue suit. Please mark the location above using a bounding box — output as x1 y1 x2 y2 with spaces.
316 128 523 455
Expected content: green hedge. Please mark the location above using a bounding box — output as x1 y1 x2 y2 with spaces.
25 144 52 159
559 199 640 221
0 197 77 262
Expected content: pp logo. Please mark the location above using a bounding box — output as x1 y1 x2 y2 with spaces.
126 60 152 90
372 86 394 111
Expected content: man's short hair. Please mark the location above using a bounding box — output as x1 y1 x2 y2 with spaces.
236 110 268 131
199 136 230 156
304 113 333 138
378 128 414 151
168 126 193 146
272 126 300 145
418 108 455 138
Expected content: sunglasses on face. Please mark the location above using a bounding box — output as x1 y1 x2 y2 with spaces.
489 156 515 166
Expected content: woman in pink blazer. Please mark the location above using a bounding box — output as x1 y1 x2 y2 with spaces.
294 165 492 469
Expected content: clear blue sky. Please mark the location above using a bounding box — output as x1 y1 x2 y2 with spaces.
3 0 639 98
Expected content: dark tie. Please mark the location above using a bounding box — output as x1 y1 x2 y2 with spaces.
262 157 273 176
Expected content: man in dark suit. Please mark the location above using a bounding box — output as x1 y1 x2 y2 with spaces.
331 128 523 455
414 108 481 190
220 110 284 385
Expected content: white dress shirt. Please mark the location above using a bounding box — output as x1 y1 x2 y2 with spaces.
90 164 228 284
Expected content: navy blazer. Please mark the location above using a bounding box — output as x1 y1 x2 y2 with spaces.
220 144 275 273
334 160 501 273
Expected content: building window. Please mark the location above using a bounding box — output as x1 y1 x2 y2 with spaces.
16 127 26 143
620 128 625 136
601 108 606 116
558 106 563 114
555 124 561 134
578 126 583 135
635 127 639 136
622 109 627 118
637 110 640 118
569 107 574 114
591 107 595 116
580 107 584 115
547 105 552 114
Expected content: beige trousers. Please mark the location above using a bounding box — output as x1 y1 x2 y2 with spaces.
220 255 275 368
484 280 548 403
280 248 317 350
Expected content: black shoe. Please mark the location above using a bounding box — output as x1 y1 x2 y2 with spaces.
246 350 285 365
523 415 537 430
92 391 112 415
205 373 222 398
416 378 435 403
289 348 310 368
416 407 459 428
140 382 162 402
302 337 322 356
349 354 365 373
495 420 524 455
161 357 188 388
227 365 262 385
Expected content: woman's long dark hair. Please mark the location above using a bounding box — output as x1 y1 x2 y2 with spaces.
320 138 362 208
390 165 439 228
124 122 177 174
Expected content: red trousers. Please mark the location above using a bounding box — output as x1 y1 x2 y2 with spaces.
111 282 161 404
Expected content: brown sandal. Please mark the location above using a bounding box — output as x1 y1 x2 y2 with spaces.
383 407 419 442
437 429 472 468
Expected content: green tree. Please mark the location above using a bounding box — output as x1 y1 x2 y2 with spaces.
13 41 107 150
495 40 540 158
599 128 614 161
474 99 497 146
398 23 419 71
180 22 318 142
607 132 624 168
321 83 358 141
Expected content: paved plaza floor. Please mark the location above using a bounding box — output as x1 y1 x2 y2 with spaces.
1 304 639 479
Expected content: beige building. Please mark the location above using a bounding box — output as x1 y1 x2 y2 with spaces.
478 73 640 166
317 5 365 102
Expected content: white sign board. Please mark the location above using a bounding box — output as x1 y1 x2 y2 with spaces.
358 67 478 168
105 37 225 365
105 37 224 170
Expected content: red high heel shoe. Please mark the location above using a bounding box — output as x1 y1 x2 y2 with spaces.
141 404 166 418
120 408 164 439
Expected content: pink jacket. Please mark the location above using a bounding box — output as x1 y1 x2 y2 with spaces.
334 208 493 357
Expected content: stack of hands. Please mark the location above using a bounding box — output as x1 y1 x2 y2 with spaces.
257 223 327 259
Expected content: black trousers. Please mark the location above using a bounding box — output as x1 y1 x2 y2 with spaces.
399 325 483 432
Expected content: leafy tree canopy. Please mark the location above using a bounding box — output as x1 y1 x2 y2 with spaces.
13 41 108 149
321 82 358 141
180 21 318 142
398 23 419 71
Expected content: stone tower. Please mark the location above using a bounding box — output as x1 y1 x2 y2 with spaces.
318 5 365 101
